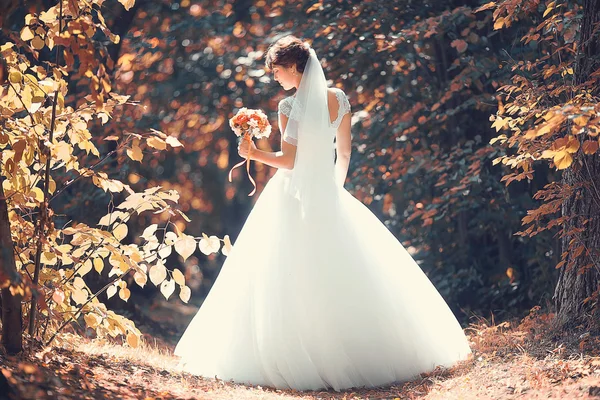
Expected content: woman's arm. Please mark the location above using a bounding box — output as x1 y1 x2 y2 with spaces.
335 113 352 187
238 113 297 170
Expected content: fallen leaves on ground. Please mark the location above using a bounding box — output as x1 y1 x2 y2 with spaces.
3 308 600 399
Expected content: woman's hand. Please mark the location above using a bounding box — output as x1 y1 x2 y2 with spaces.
238 136 257 158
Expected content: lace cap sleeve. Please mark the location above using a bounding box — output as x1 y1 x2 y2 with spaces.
278 97 293 118
336 89 351 116
278 97 297 145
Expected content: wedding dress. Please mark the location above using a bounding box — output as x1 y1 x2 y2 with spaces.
174 47 471 392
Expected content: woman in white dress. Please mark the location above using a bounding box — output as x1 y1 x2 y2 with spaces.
174 35 471 392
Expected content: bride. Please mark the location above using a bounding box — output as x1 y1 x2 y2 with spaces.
174 35 471 391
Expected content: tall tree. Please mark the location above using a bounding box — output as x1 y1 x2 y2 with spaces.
554 0 600 326
0 164 22 355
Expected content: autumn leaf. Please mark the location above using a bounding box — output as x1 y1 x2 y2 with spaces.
94 258 104 274
118 0 136 11
172 268 185 286
543 1 556 18
451 39 468 53
174 234 196 261
141 224 158 240
113 224 128 241
199 234 220 255
582 140 599 155
71 288 88 304
146 136 167 150
127 140 143 162
494 17 505 30
77 259 93 276
107 285 118 299
554 151 573 170
149 262 167 286
179 285 191 303
119 287 131 302
222 235 233 256
126 332 139 348
84 313 102 329
165 136 183 148
573 115 590 126
52 289 65 305
160 279 175 300
491 116 507 132
20 27 34 41
134 271 147 288
475 1 496 12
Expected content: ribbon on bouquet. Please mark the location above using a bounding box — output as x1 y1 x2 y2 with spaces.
228 133 257 196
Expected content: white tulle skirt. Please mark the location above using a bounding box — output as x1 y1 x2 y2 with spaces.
174 169 471 391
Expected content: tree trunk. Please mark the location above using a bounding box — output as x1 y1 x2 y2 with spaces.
554 0 600 327
0 166 23 355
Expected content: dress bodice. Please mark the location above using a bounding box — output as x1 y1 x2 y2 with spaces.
277 88 351 146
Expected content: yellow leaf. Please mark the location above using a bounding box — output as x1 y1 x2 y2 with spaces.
565 136 580 153
113 224 128 241
119 287 131 302
146 137 167 150
73 276 86 290
134 271 147 288
1 42 14 52
543 5 554 17
158 244 172 259
166 136 183 148
222 235 232 256
493 17 505 30
172 268 185 286
8 71 22 83
77 259 93 276
489 134 507 145
93 257 104 274
126 332 139 348
199 235 220 255
20 26 34 41
41 251 57 265
126 142 143 162
554 150 573 170
118 0 136 11
491 116 506 132
573 115 590 126
30 187 44 202
174 234 196 261
541 149 555 159
141 224 158 240
84 313 102 329
149 262 167 286
48 177 56 194
71 288 88 304
160 279 175 300
164 231 178 246
179 286 191 303
107 285 117 299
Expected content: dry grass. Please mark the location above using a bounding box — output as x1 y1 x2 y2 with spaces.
5 308 600 399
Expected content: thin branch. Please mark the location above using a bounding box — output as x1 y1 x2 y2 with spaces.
45 267 133 347
28 0 63 342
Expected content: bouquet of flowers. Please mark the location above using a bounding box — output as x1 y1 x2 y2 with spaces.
228 108 272 196
229 108 272 139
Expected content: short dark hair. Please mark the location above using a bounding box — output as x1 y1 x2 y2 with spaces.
265 35 310 73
